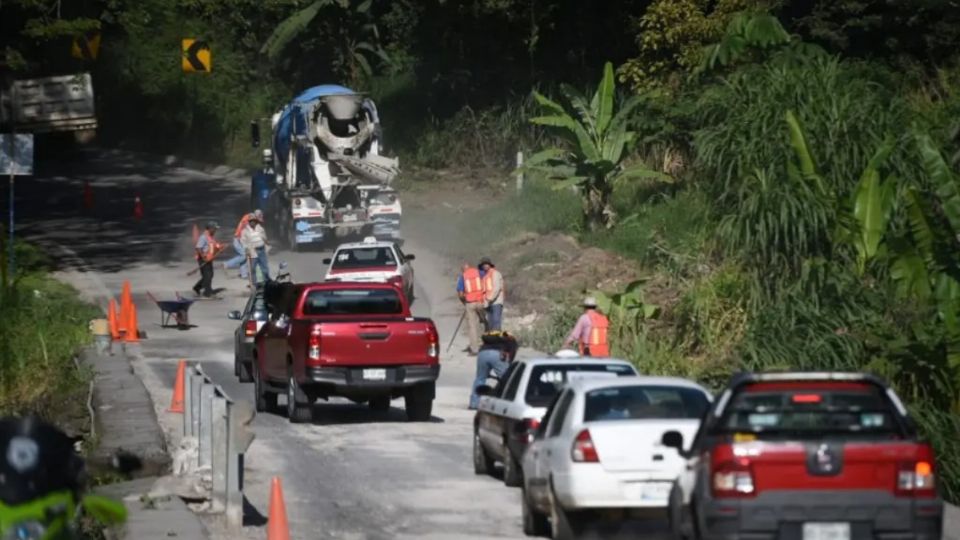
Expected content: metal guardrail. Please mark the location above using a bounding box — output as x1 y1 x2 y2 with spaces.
182 364 255 529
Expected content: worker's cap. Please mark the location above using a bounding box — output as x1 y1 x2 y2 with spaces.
583 296 598 308
206 220 219 230
253 209 264 219
478 256 494 267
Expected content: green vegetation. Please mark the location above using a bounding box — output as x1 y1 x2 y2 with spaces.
0 239 97 419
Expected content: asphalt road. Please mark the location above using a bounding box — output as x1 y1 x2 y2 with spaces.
11 148 531 540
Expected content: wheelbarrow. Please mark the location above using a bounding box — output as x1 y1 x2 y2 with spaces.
146 291 195 329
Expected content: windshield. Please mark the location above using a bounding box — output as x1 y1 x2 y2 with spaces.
718 382 903 438
303 288 403 315
524 363 636 407
332 247 397 269
583 385 709 422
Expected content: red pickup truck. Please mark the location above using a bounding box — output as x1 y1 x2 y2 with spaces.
253 281 440 423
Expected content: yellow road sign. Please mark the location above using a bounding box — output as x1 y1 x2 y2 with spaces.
71 32 101 61
182 39 211 73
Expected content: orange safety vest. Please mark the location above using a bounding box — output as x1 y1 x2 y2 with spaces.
483 269 505 302
197 231 220 262
579 310 609 357
462 267 484 303
234 214 251 238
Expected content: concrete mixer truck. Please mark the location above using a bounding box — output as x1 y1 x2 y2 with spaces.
251 85 401 251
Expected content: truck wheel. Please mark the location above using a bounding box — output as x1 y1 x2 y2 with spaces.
286 225 300 253
286 366 312 423
253 363 277 413
404 392 433 422
522 486 550 537
368 396 391 412
473 428 494 476
503 446 523 487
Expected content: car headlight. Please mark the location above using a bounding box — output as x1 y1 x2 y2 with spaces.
3 521 46 540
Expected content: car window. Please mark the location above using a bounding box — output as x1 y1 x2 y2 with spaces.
396 245 407 261
717 382 905 439
332 247 397 268
493 363 519 397
524 363 636 407
303 288 402 315
548 391 575 438
535 391 564 440
502 363 526 401
583 385 710 422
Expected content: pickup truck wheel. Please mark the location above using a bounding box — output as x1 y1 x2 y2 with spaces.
473 429 494 475
253 364 277 413
503 447 523 487
522 486 549 536
368 396 391 412
286 369 312 423
404 393 433 422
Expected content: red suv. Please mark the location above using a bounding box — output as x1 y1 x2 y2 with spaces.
662 372 943 540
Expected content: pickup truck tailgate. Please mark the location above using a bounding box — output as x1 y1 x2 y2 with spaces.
318 320 434 366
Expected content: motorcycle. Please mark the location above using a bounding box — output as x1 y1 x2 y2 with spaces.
0 417 126 540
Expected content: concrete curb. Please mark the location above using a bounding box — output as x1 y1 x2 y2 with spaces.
96 477 209 540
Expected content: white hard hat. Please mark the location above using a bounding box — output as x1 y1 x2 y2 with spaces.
583 296 598 307
262 149 273 159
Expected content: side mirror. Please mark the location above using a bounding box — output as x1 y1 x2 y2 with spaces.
250 121 260 148
322 258 331 264
661 430 684 450
227 310 243 320
475 384 494 396
405 254 415 261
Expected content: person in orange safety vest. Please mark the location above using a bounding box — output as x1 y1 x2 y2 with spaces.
458 263 486 355
192 221 223 298
561 296 610 357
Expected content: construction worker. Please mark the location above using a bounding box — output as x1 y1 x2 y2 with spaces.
193 221 222 298
224 209 264 279
479 256 504 331
561 296 610 357
469 331 518 409
457 263 486 355
241 213 271 284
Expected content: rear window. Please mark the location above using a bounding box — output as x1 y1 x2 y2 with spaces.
584 385 709 422
303 288 402 315
333 247 397 269
719 382 903 438
524 363 636 407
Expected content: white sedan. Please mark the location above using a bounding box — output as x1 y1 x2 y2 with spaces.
323 236 415 301
520 376 712 539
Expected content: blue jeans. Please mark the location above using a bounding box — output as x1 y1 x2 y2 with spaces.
470 348 508 408
251 246 270 283
224 238 248 277
486 304 503 331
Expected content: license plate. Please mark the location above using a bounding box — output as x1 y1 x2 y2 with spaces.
342 214 358 222
362 368 386 381
623 482 672 501
803 523 850 540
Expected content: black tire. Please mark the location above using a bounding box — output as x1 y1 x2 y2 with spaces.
368 395 391 412
404 393 433 422
253 361 277 413
522 486 550 537
549 486 582 540
286 365 312 423
236 351 253 383
503 446 523 487
473 429 495 476
668 486 691 540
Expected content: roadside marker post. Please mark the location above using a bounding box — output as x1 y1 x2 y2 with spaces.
516 150 524 193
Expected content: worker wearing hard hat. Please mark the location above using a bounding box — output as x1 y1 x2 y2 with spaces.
561 297 610 357
193 221 223 298
479 257 504 331
224 209 264 279
241 213 271 284
457 263 486 355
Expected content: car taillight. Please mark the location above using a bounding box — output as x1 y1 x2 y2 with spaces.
522 418 540 444
308 324 321 361
426 325 438 358
571 429 599 463
711 458 755 498
897 460 937 497
387 275 403 286
244 320 258 337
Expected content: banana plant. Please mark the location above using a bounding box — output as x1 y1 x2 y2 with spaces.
590 279 660 349
522 62 670 231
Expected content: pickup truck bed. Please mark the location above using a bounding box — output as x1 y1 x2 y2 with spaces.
254 281 440 422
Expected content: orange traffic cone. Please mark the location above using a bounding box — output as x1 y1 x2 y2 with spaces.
267 477 290 540
107 299 121 340
168 360 186 413
133 195 144 221
118 281 132 335
124 303 140 342
83 181 93 210
192 223 200 244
